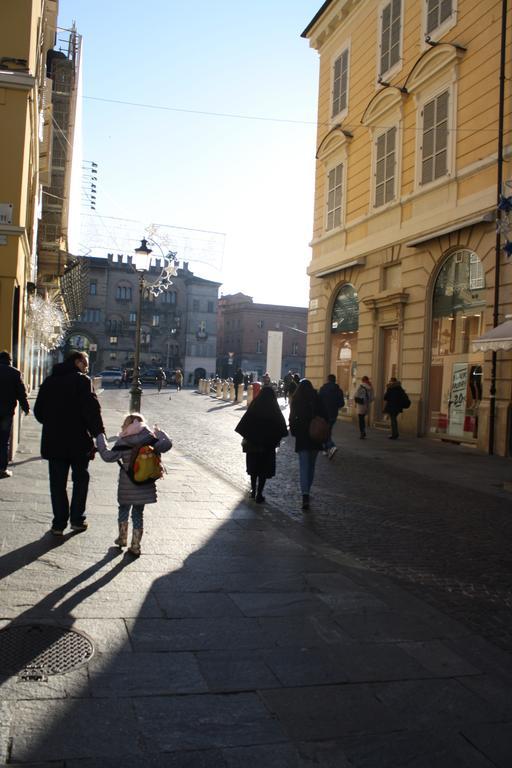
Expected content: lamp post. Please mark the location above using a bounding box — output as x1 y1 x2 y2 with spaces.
129 236 178 413
129 238 152 412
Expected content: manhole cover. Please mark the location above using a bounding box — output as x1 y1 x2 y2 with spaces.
0 624 94 677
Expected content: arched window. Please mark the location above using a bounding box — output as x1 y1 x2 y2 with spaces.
428 249 485 442
331 284 359 333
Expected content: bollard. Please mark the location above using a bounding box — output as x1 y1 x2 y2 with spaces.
246 383 253 406
222 381 230 400
229 382 236 401
215 381 222 398
198 378 203 394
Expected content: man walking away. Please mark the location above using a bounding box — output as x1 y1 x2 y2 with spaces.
0 351 30 478
318 374 345 459
156 367 166 393
233 368 244 402
34 351 105 535
383 377 410 439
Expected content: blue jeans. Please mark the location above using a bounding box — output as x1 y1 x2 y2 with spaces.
298 449 319 494
323 419 336 451
48 457 90 530
118 504 144 528
0 415 13 472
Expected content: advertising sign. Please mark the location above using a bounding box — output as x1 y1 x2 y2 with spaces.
449 362 468 437
266 331 283 382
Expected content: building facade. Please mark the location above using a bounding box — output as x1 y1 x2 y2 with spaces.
217 293 308 379
302 0 511 455
65 255 220 384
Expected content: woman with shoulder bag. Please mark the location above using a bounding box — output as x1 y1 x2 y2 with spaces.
383 377 409 440
354 375 374 439
288 379 328 511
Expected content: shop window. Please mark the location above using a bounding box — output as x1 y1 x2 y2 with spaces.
428 249 485 442
331 284 359 333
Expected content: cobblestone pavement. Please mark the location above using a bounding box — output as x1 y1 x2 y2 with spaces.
133 387 512 654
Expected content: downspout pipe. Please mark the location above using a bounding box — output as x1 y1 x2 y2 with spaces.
489 0 508 456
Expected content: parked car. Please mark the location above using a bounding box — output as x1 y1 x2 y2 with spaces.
98 370 122 387
140 368 162 384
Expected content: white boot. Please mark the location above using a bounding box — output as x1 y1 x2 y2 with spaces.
115 522 128 547
128 528 143 557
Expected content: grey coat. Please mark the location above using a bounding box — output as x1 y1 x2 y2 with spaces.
96 427 172 505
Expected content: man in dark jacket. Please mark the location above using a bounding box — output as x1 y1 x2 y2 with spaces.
383 377 409 439
318 374 345 459
0 351 30 478
34 351 105 535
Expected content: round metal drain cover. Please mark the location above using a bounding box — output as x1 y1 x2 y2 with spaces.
0 624 94 676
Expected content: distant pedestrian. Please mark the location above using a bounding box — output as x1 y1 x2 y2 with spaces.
121 369 128 388
175 369 183 391
0 350 30 479
156 367 166 393
95 413 172 556
383 377 410 439
318 374 345 459
354 375 374 439
261 372 272 387
233 368 244 402
34 351 104 534
235 386 288 503
288 379 328 511
283 370 294 403
287 373 300 405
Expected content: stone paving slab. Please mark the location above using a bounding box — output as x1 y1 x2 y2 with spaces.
1 394 511 766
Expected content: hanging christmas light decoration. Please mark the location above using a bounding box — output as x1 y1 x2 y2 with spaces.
26 294 68 350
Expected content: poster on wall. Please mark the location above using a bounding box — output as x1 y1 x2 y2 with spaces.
449 362 468 437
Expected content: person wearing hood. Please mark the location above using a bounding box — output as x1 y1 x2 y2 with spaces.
383 377 410 439
95 413 172 556
34 351 105 535
354 375 374 439
0 350 30 479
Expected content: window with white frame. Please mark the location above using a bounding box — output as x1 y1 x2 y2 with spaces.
326 163 343 230
152 314 160 327
379 0 402 76
129 311 136 324
425 0 454 36
116 285 132 301
421 90 449 185
332 49 349 119
374 126 397 207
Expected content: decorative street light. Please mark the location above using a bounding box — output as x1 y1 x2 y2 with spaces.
129 237 178 412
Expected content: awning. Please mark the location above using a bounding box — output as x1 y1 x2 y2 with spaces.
472 319 512 352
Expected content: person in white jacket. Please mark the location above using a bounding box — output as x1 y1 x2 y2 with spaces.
96 413 172 555
354 376 374 439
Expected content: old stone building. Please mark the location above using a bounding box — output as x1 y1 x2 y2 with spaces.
302 0 511 455
217 293 308 379
65 254 220 384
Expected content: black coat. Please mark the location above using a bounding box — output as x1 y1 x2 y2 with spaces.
235 389 288 478
34 359 104 459
383 382 408 415
318 381 345 421
289 391 328 452
0 362 30 418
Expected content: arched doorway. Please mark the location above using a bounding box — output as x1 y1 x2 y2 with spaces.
428 249 485 442
329 284 359 411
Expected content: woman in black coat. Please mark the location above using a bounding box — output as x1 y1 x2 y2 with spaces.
288 379 328 510
383 377 409 440
235 386 288 503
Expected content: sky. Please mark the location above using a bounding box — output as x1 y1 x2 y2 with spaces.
56 0 322 307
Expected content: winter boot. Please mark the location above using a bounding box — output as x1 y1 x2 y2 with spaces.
128 528 143 557
115 522 128 547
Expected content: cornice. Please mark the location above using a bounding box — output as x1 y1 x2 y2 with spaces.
305 0 363 51
0 71 36 91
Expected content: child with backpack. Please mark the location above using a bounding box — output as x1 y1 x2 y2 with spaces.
95 413 172 556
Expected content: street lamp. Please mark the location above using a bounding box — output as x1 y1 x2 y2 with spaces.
129 237 178 412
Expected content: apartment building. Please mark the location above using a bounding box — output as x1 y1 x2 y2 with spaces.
302 0 511 455
217 293 308 379
65 255 220 385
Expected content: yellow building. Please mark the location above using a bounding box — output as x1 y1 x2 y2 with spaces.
302 0 512 455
